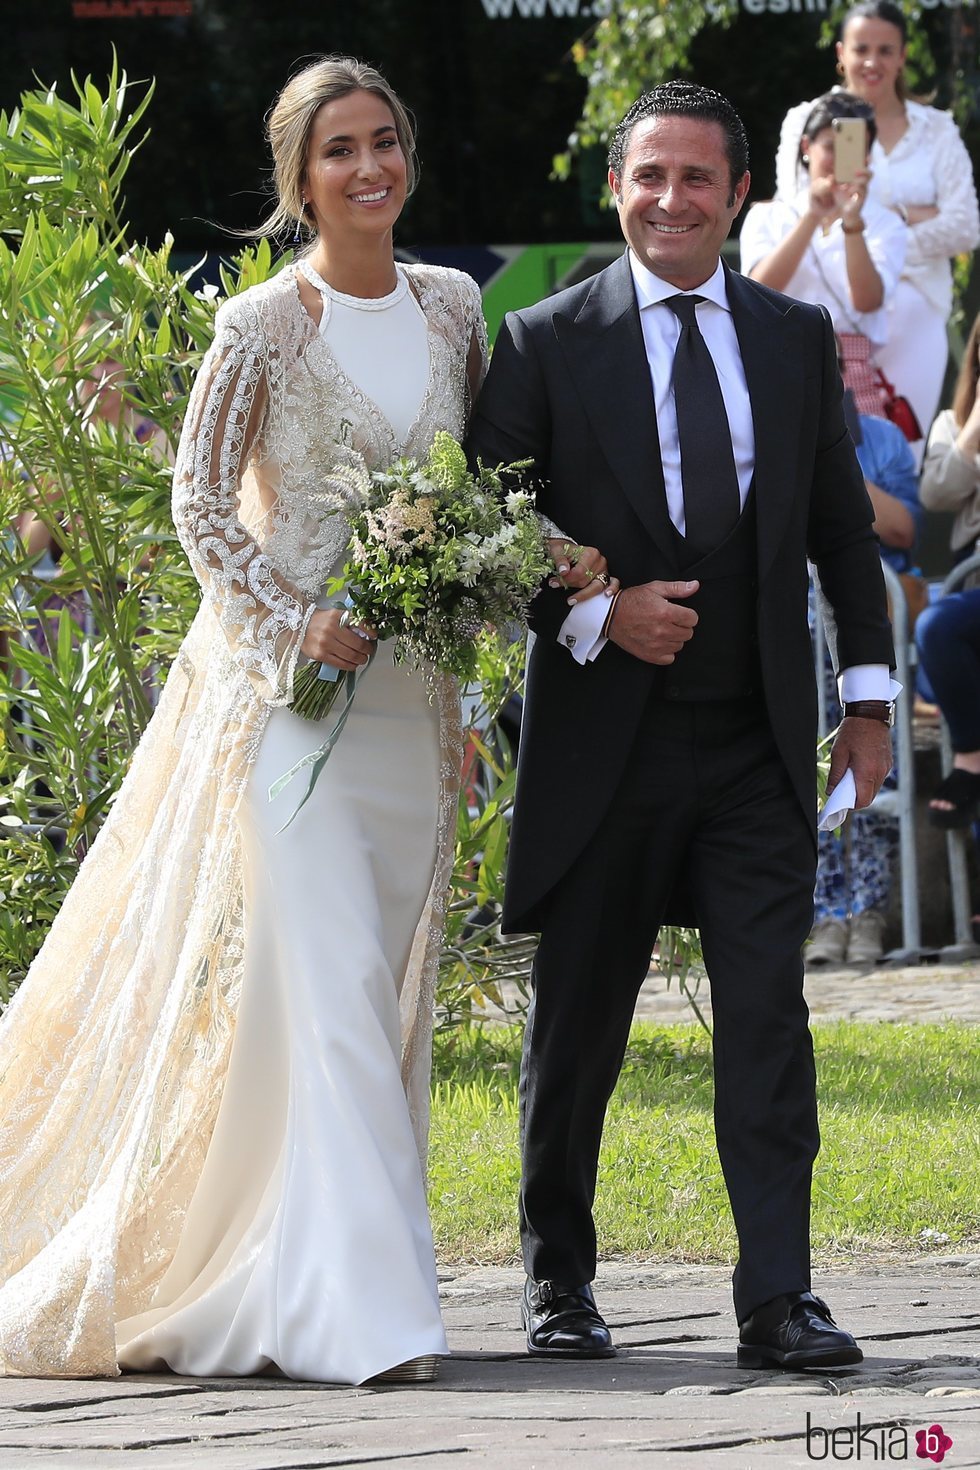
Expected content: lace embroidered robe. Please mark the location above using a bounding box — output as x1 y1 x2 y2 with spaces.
0 260 487 1378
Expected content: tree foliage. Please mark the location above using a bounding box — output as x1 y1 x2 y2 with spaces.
553 0 971 182
553 0 740 182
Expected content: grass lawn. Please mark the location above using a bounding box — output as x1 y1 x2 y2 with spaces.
429 1020 980 1265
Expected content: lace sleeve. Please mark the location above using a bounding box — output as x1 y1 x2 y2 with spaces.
462 275 489 413
537 512 569 543
172 299 315 706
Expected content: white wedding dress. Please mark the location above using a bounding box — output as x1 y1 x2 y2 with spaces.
0 260 487 1383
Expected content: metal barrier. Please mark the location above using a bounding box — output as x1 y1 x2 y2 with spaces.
812 563 925 962
933 551 980 959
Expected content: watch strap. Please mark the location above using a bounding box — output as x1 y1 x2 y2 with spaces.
843 699 894 726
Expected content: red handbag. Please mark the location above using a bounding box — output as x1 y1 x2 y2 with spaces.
836 333 922 442
876 365 922 442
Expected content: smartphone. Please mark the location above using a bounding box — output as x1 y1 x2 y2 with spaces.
832 117 867 184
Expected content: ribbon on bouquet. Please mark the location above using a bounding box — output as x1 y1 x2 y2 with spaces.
268 663 360 830
268 593 376 830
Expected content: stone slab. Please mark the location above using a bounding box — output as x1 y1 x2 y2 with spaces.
636 958 980 1025
2 1262 978 1468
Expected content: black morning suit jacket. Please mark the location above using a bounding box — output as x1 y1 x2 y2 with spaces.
467 252 895 935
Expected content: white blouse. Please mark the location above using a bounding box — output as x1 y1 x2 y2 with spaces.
300 260 430 447
738 192 907 345
774 97 979 319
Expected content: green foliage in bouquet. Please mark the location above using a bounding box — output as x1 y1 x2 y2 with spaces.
332 431 550 679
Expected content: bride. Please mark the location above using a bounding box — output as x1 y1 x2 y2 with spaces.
0 54 610 1386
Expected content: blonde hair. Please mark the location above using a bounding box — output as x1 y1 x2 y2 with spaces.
257 55 417 242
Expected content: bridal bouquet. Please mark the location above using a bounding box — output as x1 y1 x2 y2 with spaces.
273 432 551 819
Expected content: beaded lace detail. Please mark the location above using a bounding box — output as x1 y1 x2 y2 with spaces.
0 260 487 1378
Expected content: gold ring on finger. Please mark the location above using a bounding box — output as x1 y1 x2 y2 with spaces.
595 571 610 586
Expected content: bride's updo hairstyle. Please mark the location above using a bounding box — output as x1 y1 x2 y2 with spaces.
258 55 418 241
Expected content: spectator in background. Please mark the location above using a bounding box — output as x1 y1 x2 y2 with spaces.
916 313 980 832
919 311 980 569
741 90 906 420
808 399 921 966
773 0 979 464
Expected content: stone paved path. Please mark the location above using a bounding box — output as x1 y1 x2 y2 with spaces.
2 1261 978 1467
638 956 980 1024
3 970 978 1467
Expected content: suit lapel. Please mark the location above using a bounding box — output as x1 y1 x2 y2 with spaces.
724 264 806 584
553 254 679 559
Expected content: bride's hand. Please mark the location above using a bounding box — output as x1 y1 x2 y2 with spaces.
302 608 377 671
545 539 619 604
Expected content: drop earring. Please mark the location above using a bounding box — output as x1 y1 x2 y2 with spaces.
294 198 306 246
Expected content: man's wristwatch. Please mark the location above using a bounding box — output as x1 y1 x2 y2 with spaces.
843 700 895 727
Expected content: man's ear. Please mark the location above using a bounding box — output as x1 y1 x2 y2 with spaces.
731 170 751 216
607 167 623 205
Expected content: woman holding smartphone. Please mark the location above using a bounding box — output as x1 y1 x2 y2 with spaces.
772 0 978 461
740 91 907 416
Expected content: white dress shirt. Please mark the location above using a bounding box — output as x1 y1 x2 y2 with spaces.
557 252 891 703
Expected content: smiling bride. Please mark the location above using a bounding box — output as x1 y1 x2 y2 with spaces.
0 56 486 1387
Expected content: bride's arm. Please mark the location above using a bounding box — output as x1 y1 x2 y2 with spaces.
172 296 316 705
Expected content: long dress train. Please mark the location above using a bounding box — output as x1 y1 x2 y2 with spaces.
0 260 486 1381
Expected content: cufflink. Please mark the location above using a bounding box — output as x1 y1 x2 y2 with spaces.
564 634 577 650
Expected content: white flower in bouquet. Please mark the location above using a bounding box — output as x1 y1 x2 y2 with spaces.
278 433 552 821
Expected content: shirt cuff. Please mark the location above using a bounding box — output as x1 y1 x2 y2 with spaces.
557 594 610 665
838 665 903 702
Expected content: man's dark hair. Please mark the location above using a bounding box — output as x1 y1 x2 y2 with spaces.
800 90 877 161
607 81 749 203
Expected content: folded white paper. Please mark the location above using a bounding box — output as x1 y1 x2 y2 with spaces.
818 768 856 832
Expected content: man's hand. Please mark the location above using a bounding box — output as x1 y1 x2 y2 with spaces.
827 717 893 810
606 580 699 664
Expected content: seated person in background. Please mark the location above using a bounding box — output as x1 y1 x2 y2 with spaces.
808 396 921 967
916 313 980 830
740 91 906 420
919 310 980 568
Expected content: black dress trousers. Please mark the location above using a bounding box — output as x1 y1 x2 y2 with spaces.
518 692 819 1323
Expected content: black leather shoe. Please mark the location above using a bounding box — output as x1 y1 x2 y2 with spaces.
737 1291 863 1370
522 1278 616 1359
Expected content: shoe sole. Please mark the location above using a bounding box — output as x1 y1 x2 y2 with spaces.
369 1354 439 1383
737 1344 864 1370
526 1342 617 1359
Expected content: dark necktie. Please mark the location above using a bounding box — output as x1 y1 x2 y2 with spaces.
664 294 741 557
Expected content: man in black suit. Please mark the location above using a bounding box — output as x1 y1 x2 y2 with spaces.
467 82 895 1370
